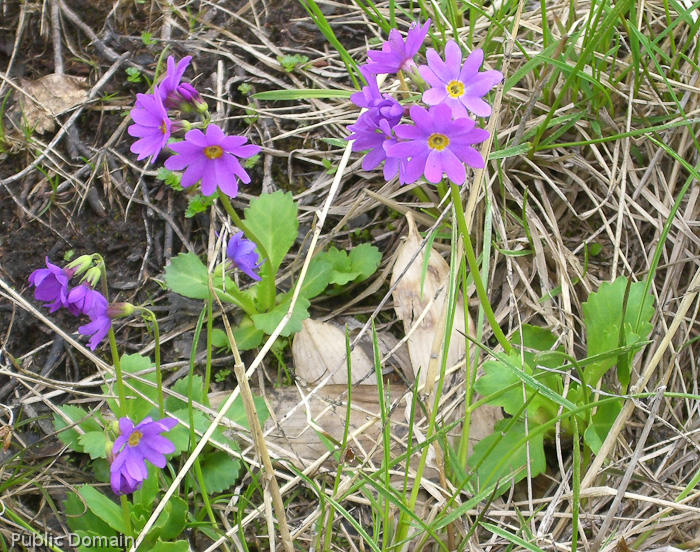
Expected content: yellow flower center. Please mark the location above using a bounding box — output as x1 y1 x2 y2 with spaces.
159 121 168 135
128 431 143 447
204 145 224 159
447 80 465 98
428 133 450 151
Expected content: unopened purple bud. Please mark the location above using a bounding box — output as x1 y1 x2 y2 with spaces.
107 302 134 319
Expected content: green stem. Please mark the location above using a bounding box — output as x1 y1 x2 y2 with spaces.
204 294 214 406
218 194 276 311
137 308 165 417
120 495 133 539
449 184 512 355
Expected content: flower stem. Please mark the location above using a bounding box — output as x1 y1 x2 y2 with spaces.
203 294 214 405
449 183 512 355
218 194 276 311
96 256 129 417
120 495 133 539
137 308 165 417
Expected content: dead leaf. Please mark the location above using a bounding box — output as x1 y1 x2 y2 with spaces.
16 74 89 134
390 212 471 389
292 318 377 385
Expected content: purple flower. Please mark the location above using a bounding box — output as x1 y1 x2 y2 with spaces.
66 285 106 317
347 116 403 182
227 232 263 281
157 56 192 101
28 258 71 312
420 42 503 119
350 67 404 127
386 103 490 185
365 19 431 75
76 291 111 350
164 124 261 197
110 416 178 496
128 86 172 163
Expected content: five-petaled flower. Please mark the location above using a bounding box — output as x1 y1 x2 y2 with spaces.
164 124 261 197
110 416 178 496
386 103 490 185
365 19 431 75
128 85 172 163
420 41 503 119
226 231 264 281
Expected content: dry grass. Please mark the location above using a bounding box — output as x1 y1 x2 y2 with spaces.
0 0 699 550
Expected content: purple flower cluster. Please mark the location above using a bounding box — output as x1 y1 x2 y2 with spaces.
128 56 260 198
28 257 129 350
110 416 178 495
348 22 503 185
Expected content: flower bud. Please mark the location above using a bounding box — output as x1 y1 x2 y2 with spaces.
65 254 94 277
105 439 114 462
83 266 102 288
107 302 134 319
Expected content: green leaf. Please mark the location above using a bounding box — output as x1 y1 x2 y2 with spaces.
149 541 190 552
165 375 204 412
347 243 381 282
582 277 655 387
298 257 333 299
200 451 242 493
219 394 269 429
77 431 109 460
252 295 310 337
468 419 546 493
325 247 359 285
132 465 159 517
78 485 128 534
243 191 299 275
64 491 117 537
148 497 188 542
164 252 211 300
167 410 211 454
233 318 265 351
53 406 101 452
73 530 123 552
475 325 565 425
583 399 623 453
277 53 309 72
185 192 218 218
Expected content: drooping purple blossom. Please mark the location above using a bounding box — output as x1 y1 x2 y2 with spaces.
28 258 71 313
350 67 404 127
365 19 431 75
157 56 192 102
66 285 107 317
386 103 490 185
226 232 263 281
420 41 503 119
110 416 178 496
347 116 403 182
76 290 112 350
164 124 261 197
128 86 172 163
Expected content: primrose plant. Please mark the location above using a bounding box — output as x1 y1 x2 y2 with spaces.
30 51 382 546
346 20 655 503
